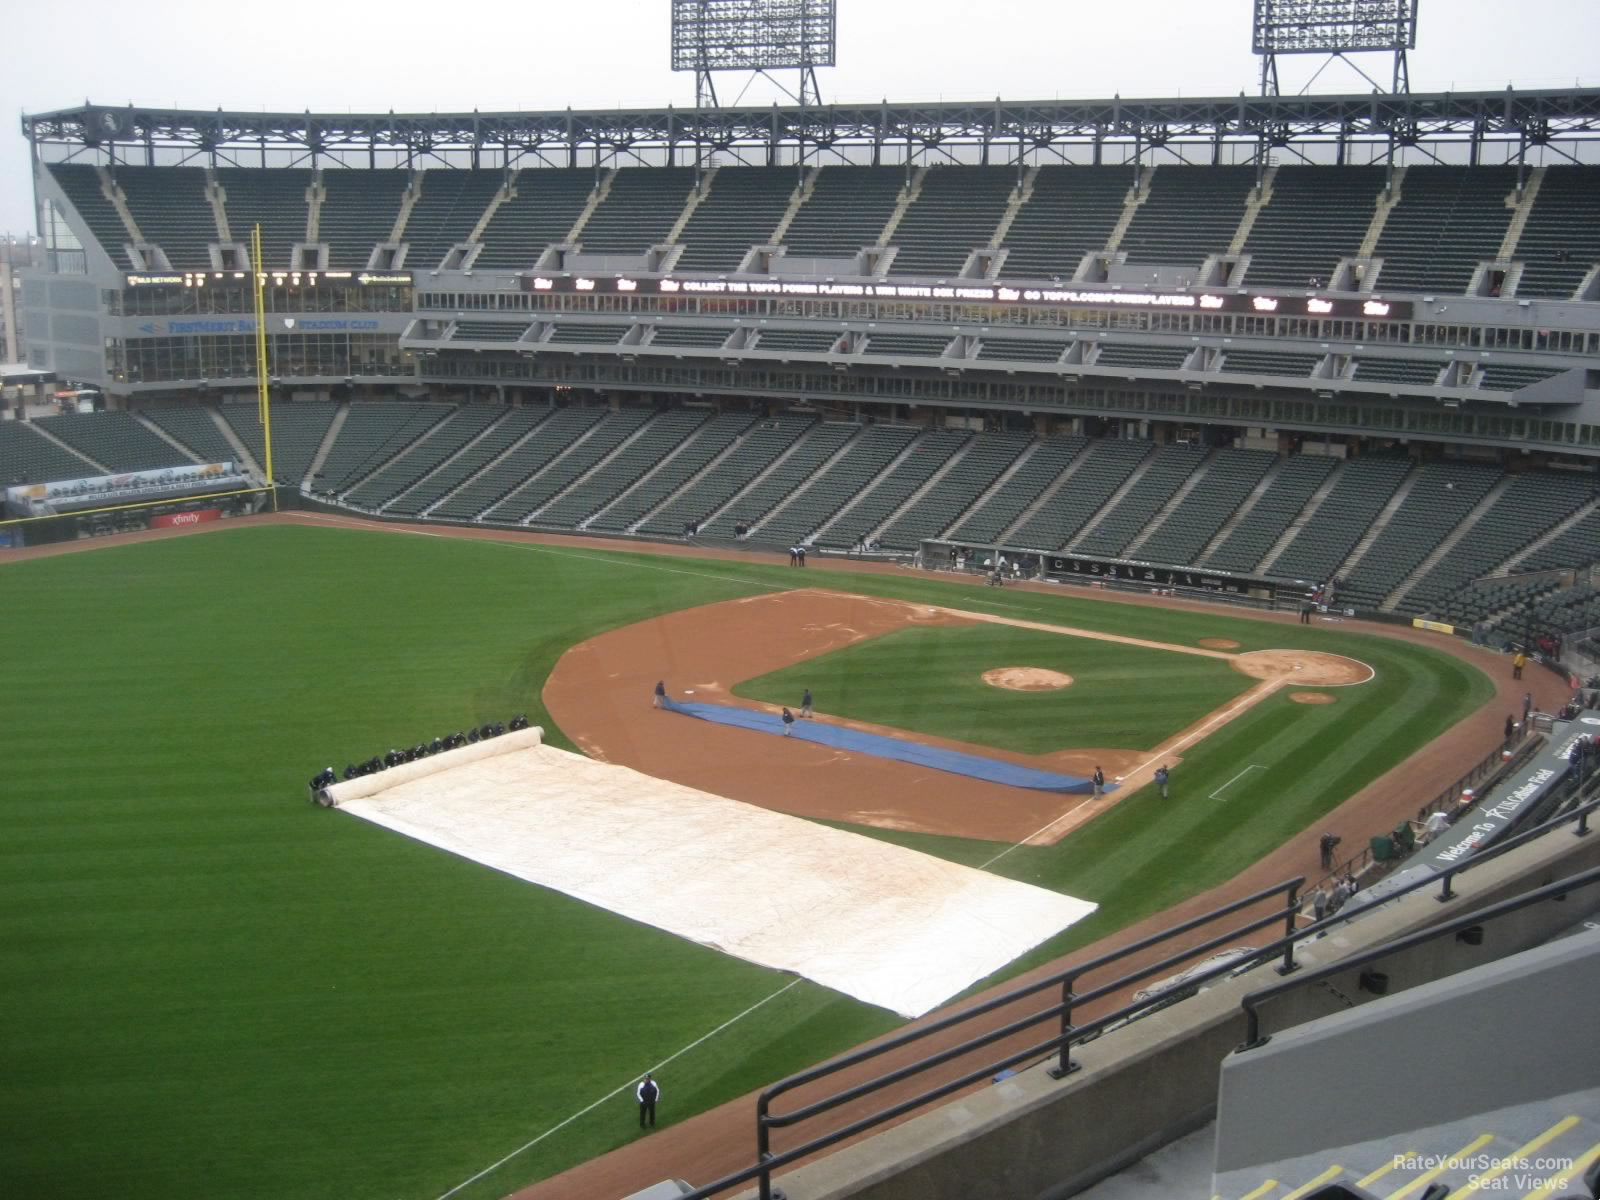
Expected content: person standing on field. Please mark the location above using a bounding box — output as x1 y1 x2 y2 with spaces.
636 1073 660 1128
781 707 796 735
801 688 813 718
1092 766 1105 798
1154 765 1170 799
654 680 666 709
1513 650 1526 680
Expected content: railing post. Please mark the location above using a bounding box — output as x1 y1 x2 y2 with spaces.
1578 802 1592 837
1438 867 1456 902
1238 996 1268 1050
1277 885 1302 975
756 1098 773 1200
1048 975 1079 1078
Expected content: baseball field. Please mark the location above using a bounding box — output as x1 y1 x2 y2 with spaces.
1 518 1495 1200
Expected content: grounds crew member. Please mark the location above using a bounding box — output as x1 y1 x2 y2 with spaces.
637 1073 660 1128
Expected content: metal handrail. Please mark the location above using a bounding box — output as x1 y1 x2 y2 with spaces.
676 791 1600 1200
1239 863 1600 1049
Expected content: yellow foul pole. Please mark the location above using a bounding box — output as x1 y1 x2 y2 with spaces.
251 223 277 510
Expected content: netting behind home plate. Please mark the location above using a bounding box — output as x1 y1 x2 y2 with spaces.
323 728 1095 1017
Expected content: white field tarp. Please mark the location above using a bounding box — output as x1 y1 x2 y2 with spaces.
327 729 1096 1018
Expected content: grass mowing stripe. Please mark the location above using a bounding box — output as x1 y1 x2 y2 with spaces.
0 523 1491 1200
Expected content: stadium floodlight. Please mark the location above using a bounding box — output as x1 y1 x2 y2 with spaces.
670 0 836 108
1252 0 1419 95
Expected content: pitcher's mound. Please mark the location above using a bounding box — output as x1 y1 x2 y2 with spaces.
984 667 1073 691
1290 691 1337 705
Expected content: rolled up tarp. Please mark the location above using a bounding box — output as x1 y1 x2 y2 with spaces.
318 726 545 806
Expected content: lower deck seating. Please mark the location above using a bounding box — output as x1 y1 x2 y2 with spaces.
1135 448 1278 566
640 416 818 538
877 432 1034 550
1267 455 1414 582
1008 439 1153 551
320 403 454 493
0 420 100 486
701 423 860 538
35 411 196 473
431 406 605 521
1201 455 1338 574
947 437 1089 545
816 430 971 549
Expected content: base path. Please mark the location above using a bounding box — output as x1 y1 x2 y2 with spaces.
543 587 1371 844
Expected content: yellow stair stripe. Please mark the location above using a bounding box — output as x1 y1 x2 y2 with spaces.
1280 1165 1344 1199
1523 1139 1600 1200
1388 1134 1496 1200
1358 1150 1420 1188
1451 1116 1580 1197
1237 1181 1280 1200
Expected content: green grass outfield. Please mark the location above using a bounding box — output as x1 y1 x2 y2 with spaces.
0 523 1493 1200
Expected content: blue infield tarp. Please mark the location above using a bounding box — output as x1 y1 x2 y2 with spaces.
663 697 1108 794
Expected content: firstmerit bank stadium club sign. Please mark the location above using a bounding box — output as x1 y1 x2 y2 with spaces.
518 274 1411 320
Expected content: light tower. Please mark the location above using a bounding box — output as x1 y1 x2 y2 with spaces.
1252 0 1420 96
670 0 836 110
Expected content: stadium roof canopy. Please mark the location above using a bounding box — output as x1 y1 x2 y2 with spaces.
22 89 1600 169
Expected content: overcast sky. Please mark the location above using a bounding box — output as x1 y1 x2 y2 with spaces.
5 0 1598 236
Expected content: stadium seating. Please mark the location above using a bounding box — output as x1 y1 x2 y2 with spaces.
0 419 100 486
640 415 818 538
998 165 1137 281
946 436 1089 545
47 164 133 267
1517 505 1600 574
472 168 597 269
140 405 244 466
701 422 860 537
1513 166 1600 299
1219 349 1321 378
1094 343 1188 370
647 324 736 350
1373 165 1518 295
1008 439 1153 551
861 332 953 358
221 401 337 485
815 429 971 549
35 410 195 472
343 405 505 510
1351 357 1444 387
547 323 632 346
674 167 797 271
431 406 605 521
115 167 216 268
888 166 1015 277
318 169 409 267
215 168 313 269
578 167 698 255
402 171 504 270
1118 166 1256 271
975 337 1071 363
1335 461 1504 609
1201 454 1338 573
754 328 843 353
487 408 655 523
1266 454 1414 582
387 406 552 518
1399 471 1593 618
1134 448 1277 566
320 402 453 493
876 432 1034 550
1071 442 1209 556
756 424 920 546
588 411 758 533
1477 362 1565 391
532 409 710 527
1241 165 1385 288
782 166 905 257
450 320 533 342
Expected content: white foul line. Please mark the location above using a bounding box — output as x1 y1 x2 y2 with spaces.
1209 763 1266 801
434 978 802 1200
